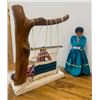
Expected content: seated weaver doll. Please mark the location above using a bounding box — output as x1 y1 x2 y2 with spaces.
37 48 52 62
26 48 52 77
64 27 90 77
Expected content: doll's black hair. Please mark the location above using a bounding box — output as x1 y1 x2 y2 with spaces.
75 27 84 33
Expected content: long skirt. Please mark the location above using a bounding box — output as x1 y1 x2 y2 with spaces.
64 48 90 77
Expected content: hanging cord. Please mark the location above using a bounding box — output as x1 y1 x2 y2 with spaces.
55 19 59 71
37 25 42 47
55 18 63 70
55 19 59 46
32 27 36 60
50 20 52 46
31 19 35 59
32 18 43 47
56 17 63 46
31 20 37 60
45 20 48 46
38 26 42 34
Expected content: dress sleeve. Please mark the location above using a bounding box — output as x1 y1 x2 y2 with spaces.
70 36 78 47
79 36 87 49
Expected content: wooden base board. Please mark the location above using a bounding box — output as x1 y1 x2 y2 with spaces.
10 70 64 96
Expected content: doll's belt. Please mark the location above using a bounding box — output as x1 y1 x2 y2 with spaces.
73 46 83 51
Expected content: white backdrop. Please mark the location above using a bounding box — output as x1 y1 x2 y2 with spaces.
10 2 92 72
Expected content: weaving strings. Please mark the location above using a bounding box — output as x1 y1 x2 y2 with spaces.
31 17 63 63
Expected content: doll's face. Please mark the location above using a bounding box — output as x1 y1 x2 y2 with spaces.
76 32 83 36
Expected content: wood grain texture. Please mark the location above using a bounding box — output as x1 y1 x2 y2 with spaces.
8 67 92 100
8 8 14 66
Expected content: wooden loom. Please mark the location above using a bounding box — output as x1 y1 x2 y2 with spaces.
10 5 69 95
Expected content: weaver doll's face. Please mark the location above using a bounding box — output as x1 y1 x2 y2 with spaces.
76 32 83 37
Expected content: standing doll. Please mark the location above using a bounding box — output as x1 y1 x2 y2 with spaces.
64 27 90 77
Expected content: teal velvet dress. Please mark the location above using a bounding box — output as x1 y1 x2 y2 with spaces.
64 35 90 77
